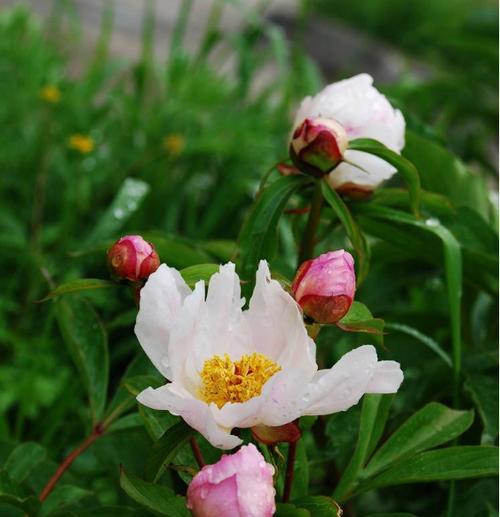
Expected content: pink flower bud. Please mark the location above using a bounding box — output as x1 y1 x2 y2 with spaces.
289 117 348 177
292 250 355 324
187 443 276 517
107 235 159 282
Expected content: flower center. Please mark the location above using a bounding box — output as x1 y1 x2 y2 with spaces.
199 353 281 409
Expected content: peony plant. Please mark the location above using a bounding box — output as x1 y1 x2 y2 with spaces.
22 29 497 515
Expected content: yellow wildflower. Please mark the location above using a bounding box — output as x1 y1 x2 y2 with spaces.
163 134 185 156
40 85 61 104
68 134 94 154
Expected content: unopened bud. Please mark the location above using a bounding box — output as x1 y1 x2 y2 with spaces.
289 117 348 178
107 235 159 282
292 250 355 323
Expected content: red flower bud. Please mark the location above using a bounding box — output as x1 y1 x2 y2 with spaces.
292 250 355 323
107 235 159 282
289 117 348 177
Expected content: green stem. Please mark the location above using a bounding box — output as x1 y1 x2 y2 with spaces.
298 180 323 266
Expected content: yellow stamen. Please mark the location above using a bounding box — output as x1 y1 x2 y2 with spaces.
163 134 185 156
200 353 281 409
40 85 61 103
68 134 94 154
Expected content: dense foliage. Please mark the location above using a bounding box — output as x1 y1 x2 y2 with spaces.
0 3 498 517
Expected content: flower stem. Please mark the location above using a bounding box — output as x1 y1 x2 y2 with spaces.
298 180 323 266
283 438 298 502
38 423 106 503
190 436 206 469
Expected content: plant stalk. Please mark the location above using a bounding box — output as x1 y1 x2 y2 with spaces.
283 437 298 502
190 436 206 469
38 423 106 503
298 180 323 266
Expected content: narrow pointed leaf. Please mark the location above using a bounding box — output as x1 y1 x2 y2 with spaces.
87 178 150 243
39 279 116 302
55 295 109 423
292 496 343 516
239 175 309 284
349 138 421 216
145 421 195 482
321 180 370 283
180 263 219 287
354 204 463 405
334 394 393 502
357 446 498 493
120 467 190 516
385 322 452 368
364 402 474 478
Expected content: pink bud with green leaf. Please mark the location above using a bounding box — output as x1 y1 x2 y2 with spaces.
107 235 160 282
292 250 356 324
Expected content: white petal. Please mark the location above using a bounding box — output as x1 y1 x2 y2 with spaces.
167 281 208 390
303 345 378 415
212 369 308 429
206 263 243 322
258 368 310 426
134 264 191 380
366 360 404 393
328 150 397 190
212 395 264 429
137 384 242 450
245 261 317 378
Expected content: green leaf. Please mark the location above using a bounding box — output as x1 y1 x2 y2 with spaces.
139 406 179 442
336 301 385 338
40 484 92 516
145 421 195 482
464 374 499 443
239 175 309 284
39 279 116 302
321 180 370 283
120 467 190 517
364 402 474 479
103 353 162 427
201 239 237 262
365 395 395 459
179 263 219 288
0 470 40 515
55 295 109 423
385 322 452 368
349 138 421 216
4 442 46 483
365 514 420 517
334 395 393 502
372 187 454 217
53 507 139 517
123 375 162 398
403 131 490 219
292 496 343 516
357 446 498 492
144 233 214 268
354 204 462 405
275 503 311 516
290 440 309 500
87 178 150 243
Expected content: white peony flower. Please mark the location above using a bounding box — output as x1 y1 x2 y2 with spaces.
293 73 405 193
135 261 403 449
